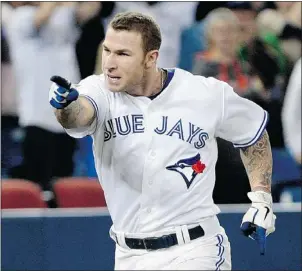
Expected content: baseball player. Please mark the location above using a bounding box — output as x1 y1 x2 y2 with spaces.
49 11 276 270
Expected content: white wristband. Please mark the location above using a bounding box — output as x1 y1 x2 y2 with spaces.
248 191 272 205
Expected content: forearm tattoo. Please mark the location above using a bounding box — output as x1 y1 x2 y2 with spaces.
240 130 273 193
55 100 82 129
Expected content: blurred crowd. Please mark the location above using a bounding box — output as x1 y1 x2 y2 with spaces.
1 1 301 206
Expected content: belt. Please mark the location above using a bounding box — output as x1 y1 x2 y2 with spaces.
125 225 205 250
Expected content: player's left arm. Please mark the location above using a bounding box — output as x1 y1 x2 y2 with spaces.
239 129 276 255
239 129 272 193
213 80 276 254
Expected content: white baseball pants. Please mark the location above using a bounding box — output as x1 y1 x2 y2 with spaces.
113 216 231 270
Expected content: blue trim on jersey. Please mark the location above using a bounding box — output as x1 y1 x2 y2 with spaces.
162 69 175 90
80 94 99 133
215 234 225 271
148 69 175 100
233 110 269 148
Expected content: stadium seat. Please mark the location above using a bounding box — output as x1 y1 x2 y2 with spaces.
1 179 47 209
53 177 106 208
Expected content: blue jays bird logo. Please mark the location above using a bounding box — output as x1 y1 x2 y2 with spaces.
166 154 206 189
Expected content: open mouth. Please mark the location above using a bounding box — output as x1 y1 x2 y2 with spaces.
107 75 121 84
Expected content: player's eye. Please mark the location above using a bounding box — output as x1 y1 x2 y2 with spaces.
103 48 110 52
118 52 129 56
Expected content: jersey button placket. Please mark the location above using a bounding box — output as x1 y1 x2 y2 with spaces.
139 105 155 223
148 149 156 160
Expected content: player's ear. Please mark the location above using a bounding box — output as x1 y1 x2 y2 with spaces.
144 50 159 69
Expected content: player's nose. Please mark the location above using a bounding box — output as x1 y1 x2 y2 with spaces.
103 54 118 70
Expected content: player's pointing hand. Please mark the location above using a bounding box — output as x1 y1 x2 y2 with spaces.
49 75 79 109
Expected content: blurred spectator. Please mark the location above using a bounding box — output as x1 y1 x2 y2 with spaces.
177 21 205 72
274 1 301 27
246 34 288 148
75 1 114 79
1 3 20 177
195 1 226 21
249 3 301 92
178 2 226 71
109 1 198 68
245 3 301 149
226 1 277 14
192 8 266 99
178 1 262 72
256 6 301 64
226 2 258 46
3 2 97 192
1 3 18 121
282 58 301 165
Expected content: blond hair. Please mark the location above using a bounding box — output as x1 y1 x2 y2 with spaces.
204 8 240 48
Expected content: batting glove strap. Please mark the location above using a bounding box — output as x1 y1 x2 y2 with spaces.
49 82 79 109
247 191 273 205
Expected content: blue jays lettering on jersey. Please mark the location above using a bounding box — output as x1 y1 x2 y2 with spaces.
103 115 210 150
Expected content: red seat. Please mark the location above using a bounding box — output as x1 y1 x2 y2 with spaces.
53 177 106 208
1 179 47 209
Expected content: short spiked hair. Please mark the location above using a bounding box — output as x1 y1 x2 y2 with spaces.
109 11 162 54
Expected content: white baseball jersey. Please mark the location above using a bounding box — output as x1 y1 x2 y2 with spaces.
64 68 268 235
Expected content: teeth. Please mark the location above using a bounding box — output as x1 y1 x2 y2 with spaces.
108 75 120 82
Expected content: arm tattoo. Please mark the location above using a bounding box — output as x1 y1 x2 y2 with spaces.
56 101 81 129
55 98 95 129
240 130 273 193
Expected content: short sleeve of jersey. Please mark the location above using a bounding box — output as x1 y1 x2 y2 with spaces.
215 83 269 148
65 75 109 138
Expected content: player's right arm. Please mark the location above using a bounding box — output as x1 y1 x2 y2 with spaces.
54 97 95 129
49 75 108 138
49 75 96 129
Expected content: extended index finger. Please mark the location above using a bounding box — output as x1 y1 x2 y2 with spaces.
50 75 71 90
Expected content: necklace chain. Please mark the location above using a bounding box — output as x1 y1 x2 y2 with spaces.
149 69 165 97
161 68 165 90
